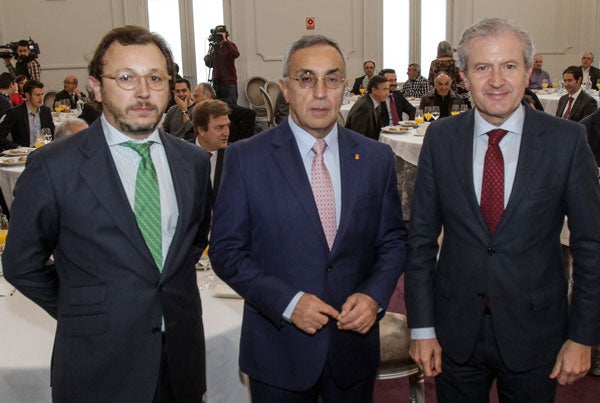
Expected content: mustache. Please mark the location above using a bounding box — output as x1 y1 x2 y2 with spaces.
126 102 159 112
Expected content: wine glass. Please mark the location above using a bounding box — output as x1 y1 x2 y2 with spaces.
451 105 460 116
424 106 433 122
552 78 559 90
596 79 600 91
431 106 440 120
415 109 424 125
0 209 8 261
359 87 366 96
541 78 548 90
459 105 468 114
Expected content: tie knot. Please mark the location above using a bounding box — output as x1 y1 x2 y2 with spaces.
312 139 328 156
486 129 507 146
121 141 154 159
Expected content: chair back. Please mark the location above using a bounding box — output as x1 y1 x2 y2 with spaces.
377 312 419 378
265 81 281 108
43 91 58 109
244 76 267 109
259 87 274 128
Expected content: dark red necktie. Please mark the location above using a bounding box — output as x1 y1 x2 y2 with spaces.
389 95 400 125
562 97 574 119
481 129 508 235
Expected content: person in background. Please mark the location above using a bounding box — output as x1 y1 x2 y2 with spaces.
2 25 211 402
2 39 41 82
0 80 54 149
10 74 26 106
53 117 89 139
378 68 416 125
162 77 196 141
209 34 406 403
528 54 551 90
428 40 469 106
556 65 597 122
579 51 600 89
192 99 230 203
406 18 600 402
345 75 390 140
53 75 86 109
351 60 376 95
581 107 600 167
419 71 463 118
192 82 216 105
204 26 240 105
0 72 16 118
400 63 431 99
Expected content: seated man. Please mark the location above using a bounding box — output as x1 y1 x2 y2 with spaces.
379 68 416 125
192 99 231 202
556 65 597 122
528 54 551 90
419 72 463 118
162 78 196 140
0 80 54 150
345 75 389 140
54 76 86 109
54 117 88 139
0 72 16 118
401 63 431 99
351 60 376 95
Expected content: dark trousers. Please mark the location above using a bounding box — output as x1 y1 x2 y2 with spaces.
214 82 238 105
436 314 557 403
153 334 177 403
249 361 375 403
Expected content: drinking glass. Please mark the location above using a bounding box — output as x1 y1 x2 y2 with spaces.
552 78 559 89
415 109 424 124
541 78 548 90
596 79 600 91
0 211 8 259
424 106 433 122
451 105 460 116
459 105 468 113
431 106 440 120
359 87 366 96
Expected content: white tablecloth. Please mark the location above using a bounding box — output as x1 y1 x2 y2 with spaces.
379 132 424 166
0 165 25 210
536 90 600 116
0 272 247 403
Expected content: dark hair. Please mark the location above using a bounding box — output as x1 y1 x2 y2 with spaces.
367 75 389 93
23 80 44 95
88 25 175 89
17 40 29 48
282 35 346 78
563 65 582 81
176 77 191 90
192 99 231 132
363 60 375 68
378 68 396 76
0 72 16 89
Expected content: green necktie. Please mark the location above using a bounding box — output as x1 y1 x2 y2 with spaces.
121 141 162 271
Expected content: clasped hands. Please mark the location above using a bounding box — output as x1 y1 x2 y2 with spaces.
290 292 378 335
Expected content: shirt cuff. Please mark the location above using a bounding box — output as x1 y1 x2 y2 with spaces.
282 291 304 322
410 327 436 339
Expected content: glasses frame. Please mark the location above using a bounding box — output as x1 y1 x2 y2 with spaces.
101 70 172 91
287 72 346 90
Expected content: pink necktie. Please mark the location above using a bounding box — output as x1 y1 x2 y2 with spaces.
311 139 337 249
562 97 574 119
481 129 508 235
389 95 400 125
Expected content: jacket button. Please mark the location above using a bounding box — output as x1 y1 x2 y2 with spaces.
487 248 496 256
151 326 161 334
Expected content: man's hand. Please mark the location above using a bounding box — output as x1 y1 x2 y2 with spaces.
173 94 189 116
290 293 340 335
337 293 378 334
410 338 443 377
549 339 591 385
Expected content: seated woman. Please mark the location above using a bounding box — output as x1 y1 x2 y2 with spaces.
428 41 470 106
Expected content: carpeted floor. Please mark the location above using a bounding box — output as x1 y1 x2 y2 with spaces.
373 275 600 403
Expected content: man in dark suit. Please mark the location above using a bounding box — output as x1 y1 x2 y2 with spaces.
0 80 54 150
581 108 600 166
350 60 375 95
405 18 600 402
209 35 406 402
379 68 416 124
345 75 389 140
191 98 230 203
0 72 16 118
3 26 211 403
53 75 86 109
556 65 597 122
580 51 600 88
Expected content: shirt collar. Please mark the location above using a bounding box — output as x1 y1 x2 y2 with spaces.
474 104 525 138
101 115 162 146
289 116 339 158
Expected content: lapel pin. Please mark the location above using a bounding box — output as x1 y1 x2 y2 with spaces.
354 153 360 160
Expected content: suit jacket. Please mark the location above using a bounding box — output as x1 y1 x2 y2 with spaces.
0 102 54 149
209 121 406 391
580 65 600 87
3 120 212 402
405 107 600 372
580 108 600 166
189 138 226 205
54 89 86 109
351 74 368 95
555 90 598 122
345 95 382 140
0 93 12 118
380 90 416 125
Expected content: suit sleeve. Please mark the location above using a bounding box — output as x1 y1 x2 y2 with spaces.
0 109 19 150
2 150 59 317
580 97 598 121
351 77 362 95
345 102 372 136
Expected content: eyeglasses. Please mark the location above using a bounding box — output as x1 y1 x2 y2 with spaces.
101 70 172 91
288 72 346 89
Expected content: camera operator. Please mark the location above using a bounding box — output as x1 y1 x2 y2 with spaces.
3 40 41 82
204 26 239 105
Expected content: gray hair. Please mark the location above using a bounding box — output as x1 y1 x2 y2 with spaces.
196 82 216 99
437 41 453 58
282 35 346 79
455 17 535 72
54 117 89 139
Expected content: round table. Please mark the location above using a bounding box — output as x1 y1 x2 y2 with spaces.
0 272 247 403
0 165 25 210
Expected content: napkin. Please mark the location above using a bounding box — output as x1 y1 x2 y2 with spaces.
212 283 242 299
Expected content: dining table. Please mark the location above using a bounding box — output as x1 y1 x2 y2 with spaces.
0 270 248 403
0 164 25 210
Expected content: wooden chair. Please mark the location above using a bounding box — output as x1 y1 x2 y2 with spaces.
259 87 275 128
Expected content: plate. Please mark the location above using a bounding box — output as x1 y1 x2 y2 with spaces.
381 126 411 134
0 155 27 166
2 147 35 156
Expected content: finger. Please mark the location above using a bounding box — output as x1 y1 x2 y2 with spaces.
340 295 357 317
549 361 561 380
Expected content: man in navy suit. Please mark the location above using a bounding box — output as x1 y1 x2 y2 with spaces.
3 26 211 403
210 35 406 402
405 18 600 402
0 79 54 149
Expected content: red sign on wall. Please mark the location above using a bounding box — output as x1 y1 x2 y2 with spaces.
306 17 315 30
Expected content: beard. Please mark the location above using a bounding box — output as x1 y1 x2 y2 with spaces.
102 99 162 135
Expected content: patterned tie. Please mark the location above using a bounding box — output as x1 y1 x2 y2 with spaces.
562 96 574 119
389 94 400 125
121 141 163 270
311 139 337 249
480 129 508 235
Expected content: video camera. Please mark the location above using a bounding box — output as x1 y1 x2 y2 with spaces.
208 25 228 44
0 37 40 59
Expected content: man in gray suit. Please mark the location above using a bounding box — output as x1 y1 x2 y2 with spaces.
3 26 211 402
556 65 597 122
405 18 600 402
